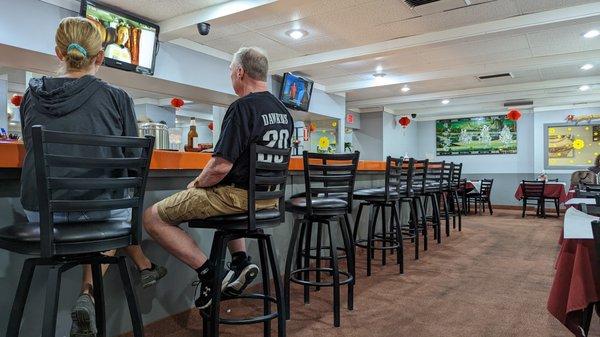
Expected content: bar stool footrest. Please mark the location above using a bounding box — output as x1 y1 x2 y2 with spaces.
200 293 280 325
289 268 353 287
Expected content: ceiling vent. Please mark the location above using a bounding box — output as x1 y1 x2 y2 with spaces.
504 100 533 107
477 73 514 81
404 0 441 7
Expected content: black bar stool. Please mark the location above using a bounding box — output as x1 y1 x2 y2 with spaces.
1 126 153 337
189 144 291 337
449 163 463 230
352 156 404 276
284 151 360 327
439 162 454 237
401 159 429 259
423 161 445 244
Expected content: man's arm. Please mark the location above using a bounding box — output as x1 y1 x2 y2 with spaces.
187 156 233 189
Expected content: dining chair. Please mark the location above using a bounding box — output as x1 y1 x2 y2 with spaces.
521 180 546 218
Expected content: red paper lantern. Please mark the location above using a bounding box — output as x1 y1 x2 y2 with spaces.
399 116 411 128
208 121 214 132
170 97 184 109
309 123 317 133
10 94 23 107
506 109 522 121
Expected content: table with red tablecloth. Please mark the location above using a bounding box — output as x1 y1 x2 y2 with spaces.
547 232 600 335
514 182 568 203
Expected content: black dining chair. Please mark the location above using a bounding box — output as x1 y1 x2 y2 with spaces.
284 151 359 327
520 180 546 218
466 179 494 215
189 144 291 337
1 126 154 337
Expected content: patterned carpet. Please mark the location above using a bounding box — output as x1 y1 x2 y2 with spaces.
122 210 599 337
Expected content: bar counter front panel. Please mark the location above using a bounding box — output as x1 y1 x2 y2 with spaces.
0 143 387 337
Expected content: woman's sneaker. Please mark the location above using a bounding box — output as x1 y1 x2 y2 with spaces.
223 256 259 296
140 263 167 288
70 293 97 337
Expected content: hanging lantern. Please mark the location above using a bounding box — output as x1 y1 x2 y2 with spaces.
208 121 214 132
506 109 522 121
170 97 184 110
399 116 411 128
10 94 23 107
309 123 317 133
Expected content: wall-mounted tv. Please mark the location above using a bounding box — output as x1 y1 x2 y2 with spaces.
80 0 159 75
279 72 314 112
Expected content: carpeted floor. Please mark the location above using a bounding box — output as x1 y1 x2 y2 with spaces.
129 210 599 337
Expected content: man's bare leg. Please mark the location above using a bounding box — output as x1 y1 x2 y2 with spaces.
122 245 152 270
228 239 246 255
143 204 208 269
81 250 116 297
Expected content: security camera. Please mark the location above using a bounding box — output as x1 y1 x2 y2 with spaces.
411 113 417 118
197 22 211 36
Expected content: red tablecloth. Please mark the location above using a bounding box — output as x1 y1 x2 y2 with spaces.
547 235 600 335
514 183 568 203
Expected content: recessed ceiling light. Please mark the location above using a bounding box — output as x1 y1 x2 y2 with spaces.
581 64 594 71
286 29 308 40
401 85 411 93
373 73 386 78
441 99 450 105
584 30 599 39
579 85 591 92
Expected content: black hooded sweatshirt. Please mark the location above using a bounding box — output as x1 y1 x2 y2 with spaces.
19 75 138 211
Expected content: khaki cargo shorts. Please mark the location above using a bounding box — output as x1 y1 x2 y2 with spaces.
156 185 278 224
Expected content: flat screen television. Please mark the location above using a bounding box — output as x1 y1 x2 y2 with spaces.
279 72 314 112
80 0 159 75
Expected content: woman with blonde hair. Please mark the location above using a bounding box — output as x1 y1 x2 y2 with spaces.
19 17 165 337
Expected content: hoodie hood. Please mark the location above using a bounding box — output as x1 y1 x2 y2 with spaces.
28 75 103 117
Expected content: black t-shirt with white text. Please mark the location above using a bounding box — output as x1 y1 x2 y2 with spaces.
213 91 294 187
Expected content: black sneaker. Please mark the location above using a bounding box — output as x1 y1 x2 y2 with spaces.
193 271 234 310
70 293 97 337
223 257 259 297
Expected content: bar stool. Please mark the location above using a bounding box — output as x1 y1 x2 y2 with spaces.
189 144 291 337
352 156 404 276
284 151 360 327
394 159 428 260
423 161 445 244
1 126 153 337
439 162 454 237
449 163 463 231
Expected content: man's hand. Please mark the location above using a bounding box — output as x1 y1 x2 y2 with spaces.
187 178 199 189
191 157 234 189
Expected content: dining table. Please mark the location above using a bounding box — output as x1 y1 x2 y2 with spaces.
547 199 600 336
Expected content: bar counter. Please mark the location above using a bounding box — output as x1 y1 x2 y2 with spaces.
0 142 386 171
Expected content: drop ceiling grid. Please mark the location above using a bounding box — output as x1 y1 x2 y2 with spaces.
99 0 230 22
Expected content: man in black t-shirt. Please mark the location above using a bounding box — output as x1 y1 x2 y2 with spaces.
144 47 293 309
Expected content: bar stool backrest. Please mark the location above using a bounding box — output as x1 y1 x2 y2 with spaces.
521 180 545 198
31 125 154 258
450 163 462 191
248 144 292 230
480 179 494 197
302 151 360 215
426 161 445 193
400 157 415 195
384 156 403 202
442 162 454 191
412 159 429 195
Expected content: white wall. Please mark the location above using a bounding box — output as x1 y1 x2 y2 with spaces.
353 112 383 160
382 112 419 159
417 112 535 174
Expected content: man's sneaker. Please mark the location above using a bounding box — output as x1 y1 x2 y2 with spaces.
140 263 167 289
193 271 234 310
223 257 259 297
70 293 97 337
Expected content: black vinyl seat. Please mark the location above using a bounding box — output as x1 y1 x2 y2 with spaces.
352 156 404 276
284 151 359 328
2 126 153 337
188 144 291 337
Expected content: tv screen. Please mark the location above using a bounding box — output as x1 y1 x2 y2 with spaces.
80 0 159 75
279 73 314 111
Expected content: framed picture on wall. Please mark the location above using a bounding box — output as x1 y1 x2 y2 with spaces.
436 115 517 156
544 123 600 169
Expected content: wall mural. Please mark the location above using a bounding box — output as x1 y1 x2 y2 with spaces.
546 124 600 168
436 115 517 156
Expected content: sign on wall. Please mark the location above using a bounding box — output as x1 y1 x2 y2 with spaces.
545 124 600 168
436 115 517 156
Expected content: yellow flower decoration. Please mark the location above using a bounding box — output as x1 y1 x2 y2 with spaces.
548 127 556 135
318 137 330 150
573 139 585 150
